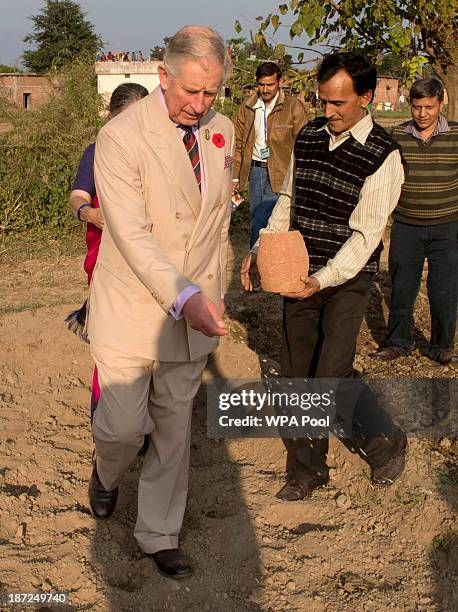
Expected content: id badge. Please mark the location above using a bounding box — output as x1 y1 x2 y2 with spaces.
260 147 270 160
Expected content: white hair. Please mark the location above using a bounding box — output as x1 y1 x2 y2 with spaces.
164 25 231 82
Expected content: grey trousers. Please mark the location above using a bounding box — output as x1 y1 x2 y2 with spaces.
91 343 207 554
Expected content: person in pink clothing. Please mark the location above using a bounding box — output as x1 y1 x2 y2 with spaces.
67 82 149 415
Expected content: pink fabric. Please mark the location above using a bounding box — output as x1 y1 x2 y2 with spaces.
92 365 101 404
83 194 102 286
83 194 102 405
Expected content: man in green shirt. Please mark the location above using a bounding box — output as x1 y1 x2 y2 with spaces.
372 78 458 366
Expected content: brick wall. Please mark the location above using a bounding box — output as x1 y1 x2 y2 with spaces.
0 74 56 109
373 77 399 110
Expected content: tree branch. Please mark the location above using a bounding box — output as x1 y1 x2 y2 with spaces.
282 43 325 56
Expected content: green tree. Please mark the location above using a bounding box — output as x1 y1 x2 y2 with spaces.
243 0 458 118
0 56 104 231
0 64 20 73
149 37 171 61
215 37 294 119
228 37 293 95
378 53 405 78
23 0 102 73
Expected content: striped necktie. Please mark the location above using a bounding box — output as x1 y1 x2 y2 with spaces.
181 126 201 191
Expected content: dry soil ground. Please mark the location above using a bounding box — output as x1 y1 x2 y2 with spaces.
0 224 457 612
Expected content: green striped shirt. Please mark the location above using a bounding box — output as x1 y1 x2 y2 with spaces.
391 118 458 225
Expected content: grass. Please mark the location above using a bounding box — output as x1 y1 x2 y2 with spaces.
0 227 88 314
372 110 411 119
432 532 455 552
394 492 425 507
0 227 86 265
0 297 83 315
0 301 44 315
432 464 458 486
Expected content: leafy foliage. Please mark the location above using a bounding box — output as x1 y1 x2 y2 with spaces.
224 37 293 107
245 0 458 116
0 57 104 232
23 0 102 73
149 37 171 61
0 65 20 74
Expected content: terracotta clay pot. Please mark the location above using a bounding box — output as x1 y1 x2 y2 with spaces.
257 230 309 293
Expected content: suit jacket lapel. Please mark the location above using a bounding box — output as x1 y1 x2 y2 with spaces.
144 91 201 219
198 112 224 222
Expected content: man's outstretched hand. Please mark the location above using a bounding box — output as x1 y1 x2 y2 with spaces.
240 252 260 291
182 293 228 337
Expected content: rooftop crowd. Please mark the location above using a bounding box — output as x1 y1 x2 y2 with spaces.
96 49 164 62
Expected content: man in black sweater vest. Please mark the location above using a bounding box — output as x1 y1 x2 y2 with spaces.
372 78 458 366
241 52 408 501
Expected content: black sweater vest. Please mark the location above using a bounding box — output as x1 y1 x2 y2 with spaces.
292 117 399 274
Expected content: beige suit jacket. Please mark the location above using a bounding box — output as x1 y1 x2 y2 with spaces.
87 89 235 362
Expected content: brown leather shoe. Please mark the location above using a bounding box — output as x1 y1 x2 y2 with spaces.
370 346 407 361
275 479 326 501
151 548 192 579
431 350 458 366
371 437 407 485
88 464 118 519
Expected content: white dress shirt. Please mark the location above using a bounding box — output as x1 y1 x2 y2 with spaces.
251 92 279 161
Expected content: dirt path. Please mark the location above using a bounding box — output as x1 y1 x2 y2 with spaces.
0 229 456 611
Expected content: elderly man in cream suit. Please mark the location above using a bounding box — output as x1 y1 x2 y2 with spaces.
86 26 234 579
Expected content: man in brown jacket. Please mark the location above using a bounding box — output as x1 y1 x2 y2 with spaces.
233 62 307 247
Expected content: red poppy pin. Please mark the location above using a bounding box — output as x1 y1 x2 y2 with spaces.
212 133 225 148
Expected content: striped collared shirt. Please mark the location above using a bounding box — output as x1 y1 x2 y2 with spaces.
253 113 405 290
320 110 374 148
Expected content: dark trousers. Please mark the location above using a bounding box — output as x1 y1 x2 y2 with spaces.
281 272 403 486
386 220 458 357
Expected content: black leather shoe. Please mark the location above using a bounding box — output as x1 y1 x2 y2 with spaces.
151 548 192 579
88 464 118 519
371 437 407 485
275 479 327 501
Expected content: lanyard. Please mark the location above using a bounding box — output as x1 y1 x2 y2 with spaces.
263 105 268 145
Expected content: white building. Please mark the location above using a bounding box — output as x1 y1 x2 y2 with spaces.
95 61 161 105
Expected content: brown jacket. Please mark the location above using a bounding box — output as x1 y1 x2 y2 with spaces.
233 89 308 192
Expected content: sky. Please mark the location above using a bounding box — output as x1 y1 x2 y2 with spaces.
0 0 299 67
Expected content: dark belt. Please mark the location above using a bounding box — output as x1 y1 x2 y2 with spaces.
251 160 268 168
